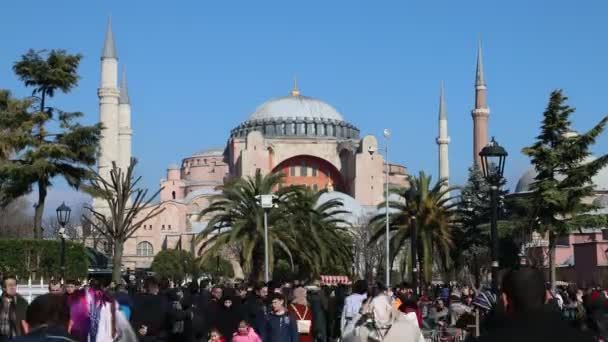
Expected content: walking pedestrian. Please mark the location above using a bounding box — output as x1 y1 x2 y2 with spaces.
477 267 594 342
0 275 28 341
12 293 75 342
230 320 261 342
288 287 313 342
262 293 298 342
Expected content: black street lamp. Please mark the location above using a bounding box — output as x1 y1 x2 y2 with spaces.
56 202 71 281
479 137 508 292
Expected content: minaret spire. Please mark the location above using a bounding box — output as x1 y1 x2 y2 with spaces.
436 81 450 197
96 16 121 212
119 67 130 104
475 40 485 88
471 39 490 166
102 16 117 59
439 80 447 120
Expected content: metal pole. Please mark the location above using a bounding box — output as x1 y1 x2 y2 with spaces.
264 209 269 283
60 233 66 281
411 216 418 296
490 185 499 291
385 144 390 287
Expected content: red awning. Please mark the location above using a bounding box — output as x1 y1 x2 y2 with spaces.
320 275 350 286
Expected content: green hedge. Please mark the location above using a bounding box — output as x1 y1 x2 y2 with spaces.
0 239 88 280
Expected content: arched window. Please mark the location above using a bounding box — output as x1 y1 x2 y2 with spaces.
172 191 176 200
136 241 154 257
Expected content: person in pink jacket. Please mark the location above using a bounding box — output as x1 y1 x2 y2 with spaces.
232 320 262 342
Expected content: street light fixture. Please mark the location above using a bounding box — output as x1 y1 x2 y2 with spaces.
383 128 391 287
256 194 278 283
479 137 508 291
56 202 71 282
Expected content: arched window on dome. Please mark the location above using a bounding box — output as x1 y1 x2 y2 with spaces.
136 241 154 257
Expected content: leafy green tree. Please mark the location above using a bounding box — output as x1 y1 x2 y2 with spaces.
199 255 234 279
151 249 199 283
84 159 165 283
523 90 608 290
0 90 30 162
0 50 101 238
370 171 457 284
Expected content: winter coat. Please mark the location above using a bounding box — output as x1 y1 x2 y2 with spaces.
261 312 299 342
476 310 594 342
308 292 327 341
131 293 170 342
230 328 262 342
0 293 27 340
11 326 76 342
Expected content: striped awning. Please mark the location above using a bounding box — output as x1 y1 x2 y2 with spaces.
320 275 350 286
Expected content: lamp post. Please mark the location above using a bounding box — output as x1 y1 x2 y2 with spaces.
383 128 391 287
478 137 508 291
56 202 71 282
256 194 277 283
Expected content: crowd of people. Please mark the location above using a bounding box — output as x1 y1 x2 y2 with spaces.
0 268 607 341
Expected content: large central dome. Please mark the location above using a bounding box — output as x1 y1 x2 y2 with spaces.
230 84 359 140
248 93 344 122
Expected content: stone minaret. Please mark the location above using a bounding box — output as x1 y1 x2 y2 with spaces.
118 67 132 173
95 17 120 210
471 41 489 166
436 81 450 196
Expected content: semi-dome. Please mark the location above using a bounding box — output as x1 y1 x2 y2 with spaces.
248 94 344 122
193 147 224 157
593 195 608 208
515 156 608 193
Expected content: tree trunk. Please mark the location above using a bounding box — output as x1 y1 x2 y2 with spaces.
473 255 481 289
112 240 124 284
33 179 47 239
251 243 265 283
549 232 557 293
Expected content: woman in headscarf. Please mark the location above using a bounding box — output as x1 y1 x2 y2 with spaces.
344 283 424 342
288 287 313 342
217 295 242 340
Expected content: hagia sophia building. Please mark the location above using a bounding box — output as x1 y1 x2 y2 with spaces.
93 19 608 285
92 19 475 272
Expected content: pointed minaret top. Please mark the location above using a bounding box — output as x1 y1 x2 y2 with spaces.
119 67 130 104
475 40 485 87
290 76 300 96
102 16 118 59
439 81 447 120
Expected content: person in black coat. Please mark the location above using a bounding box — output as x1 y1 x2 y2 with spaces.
131 277 170 342
166 288 194 342
243 283 269 335
13 294 75 342
217 295 243 340
477 267 593 342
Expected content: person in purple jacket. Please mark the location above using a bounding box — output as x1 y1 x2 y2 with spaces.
262 293 298 342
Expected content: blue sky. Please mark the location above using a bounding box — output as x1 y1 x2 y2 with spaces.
1 0 607 214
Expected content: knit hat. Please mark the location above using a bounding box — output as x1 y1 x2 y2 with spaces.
472 290 497 313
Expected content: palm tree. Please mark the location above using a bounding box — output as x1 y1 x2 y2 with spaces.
283 189 353 278
196 170 300 281
197 170 355 281
370 171 458 284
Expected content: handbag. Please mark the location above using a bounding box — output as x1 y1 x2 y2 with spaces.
291 304 312 334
